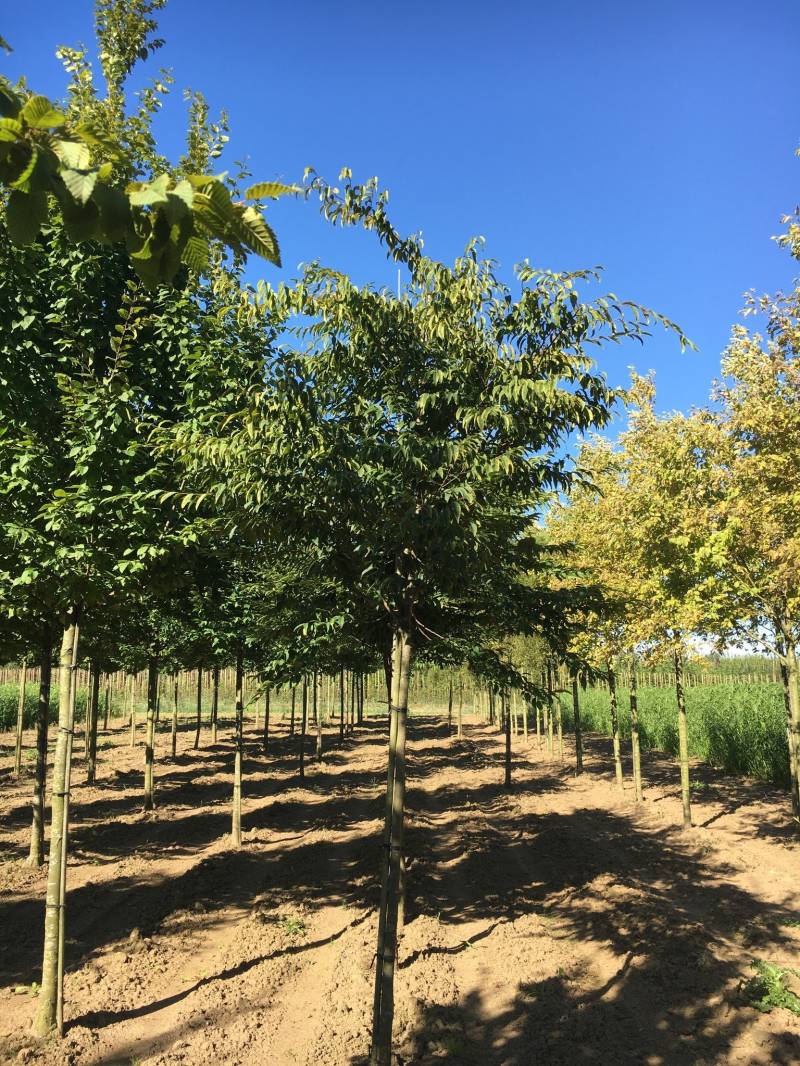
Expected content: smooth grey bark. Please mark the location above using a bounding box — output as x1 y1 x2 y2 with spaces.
13 657 28 776
674 652 692 828
571 674 583 774
231 648 244 846
27 635 52 867
370 629 412 1066
34 608 79 1037
607 660 624 792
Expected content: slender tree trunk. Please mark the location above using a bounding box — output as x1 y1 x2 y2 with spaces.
630 658 643 803
358 670 364 725
193 667 202 750
546 665 554 756
782 642 800 820
299 676 307 780
370 628 412 1066
339 669 345 745
232 647 244 846
128 675 136 748
504 691 512 790
290 686 296 736
607 660 624 792
170 670 179 759
263 687 270 753
349 669 355 733
28 635 52 867
102 674 110 732
457 677 463 740
315 669 323 760
14 657 29 776
86 662 100 786
34 608 79 1038
447 679 453 733
571 674 583 774
143 654 158 811
674 652 692 829
211 664 220 746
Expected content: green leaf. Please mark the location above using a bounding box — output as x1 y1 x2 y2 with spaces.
182 233 210 273
53 139 92 170
60 196 101 242
73 122 120 158
0 34 12 54
5 189 48 244
244 181 299 200
20 95 65 129
62 168 98 205
9 144 37 191
93 183 130 242
0 117 22 142
128 173 170 207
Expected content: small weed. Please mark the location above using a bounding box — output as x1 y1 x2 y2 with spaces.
743 960 800 1015
689 779 708 794
277 915 307 938
440 1033 468 1056
12 981 39 997
782 917 800 929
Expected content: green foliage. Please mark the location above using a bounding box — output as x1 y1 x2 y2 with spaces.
743 960 800 1015
0 3 294 283
560 681 789 785
0 681 88 730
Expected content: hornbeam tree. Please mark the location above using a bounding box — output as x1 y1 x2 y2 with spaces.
160 180 689 1064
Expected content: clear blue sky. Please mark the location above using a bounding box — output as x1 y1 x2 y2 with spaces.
5 1 799 424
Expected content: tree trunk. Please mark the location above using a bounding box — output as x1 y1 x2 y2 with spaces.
504 690 512 790
193 666 202 749
546 664 554 756
211 664 220 746
783 643 800 820
14 657 28 776
143 655 158 811
34 608 79 1038
86 662 100 786
263 687 270 753
358 670 364 725
339 669 345 745
290 686 296 736
457 677 463 740
170 670 179 759
629 658 643 803
370 628 412 1066
28 635 52 867
299 676 307 779
102 674 110 731
607 660 624 792
674 652 692 828
447 679 453 733
231 647 244 846
128 675 136 747
315 669 322 760
571 674 583 774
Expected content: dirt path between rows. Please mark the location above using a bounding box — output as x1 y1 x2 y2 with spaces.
1 713 799 1065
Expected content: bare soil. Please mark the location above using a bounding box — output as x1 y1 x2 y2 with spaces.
1 712 799 1065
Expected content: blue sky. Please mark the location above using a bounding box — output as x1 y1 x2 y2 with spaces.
5 1 799 426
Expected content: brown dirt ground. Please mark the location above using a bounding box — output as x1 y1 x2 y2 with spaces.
1 710 799 1066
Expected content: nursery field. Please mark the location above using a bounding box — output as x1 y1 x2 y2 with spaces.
1 703 799 1066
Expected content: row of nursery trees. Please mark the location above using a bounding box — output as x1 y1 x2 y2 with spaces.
0 3 797 1062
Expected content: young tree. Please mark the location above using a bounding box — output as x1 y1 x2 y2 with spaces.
162 182 688 1062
